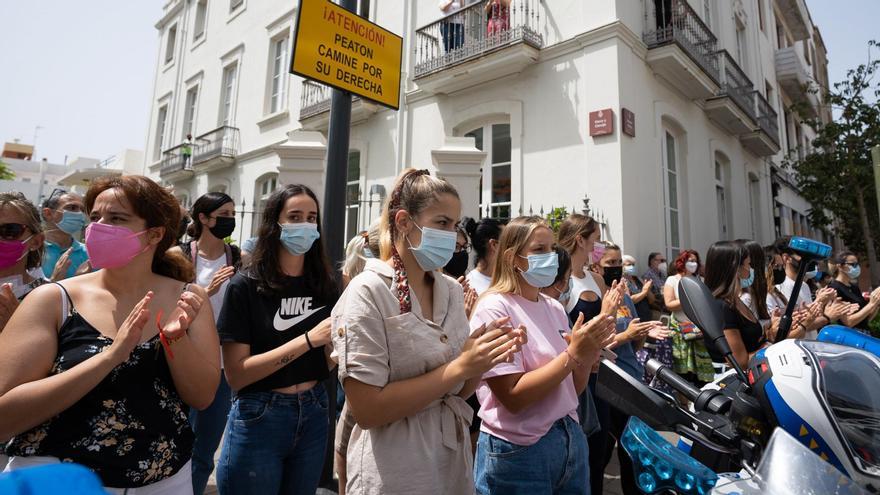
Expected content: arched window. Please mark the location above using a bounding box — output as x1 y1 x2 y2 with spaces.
748 172 762 240
714 152 731 240
464 122 511 221
661 128 682 257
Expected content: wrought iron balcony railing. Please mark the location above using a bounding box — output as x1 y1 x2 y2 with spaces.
414 0 543 79
644 0 720 84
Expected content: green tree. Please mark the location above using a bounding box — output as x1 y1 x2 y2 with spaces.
789 40 880 284
0 159 14 180
546 206 569 234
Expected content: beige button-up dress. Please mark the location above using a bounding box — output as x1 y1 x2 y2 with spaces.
332 260 474 495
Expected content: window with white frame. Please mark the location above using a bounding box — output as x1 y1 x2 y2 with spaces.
269 36 289 114
661 130 681 258
253 174 278 235
220 63 238 126
346 151 361 242
183 86 198 138
465 123 511 221
735 19 748 68
714 158 729 240
748 173 762 239
757 0 766 32
154 105 168 161
230 0 243 13
702 0 713 32
193 0 208 42
165 24 177 64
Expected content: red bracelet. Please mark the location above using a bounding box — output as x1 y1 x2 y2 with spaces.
156 310 181 360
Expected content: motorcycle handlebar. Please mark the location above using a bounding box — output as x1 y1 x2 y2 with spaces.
646 359 701 403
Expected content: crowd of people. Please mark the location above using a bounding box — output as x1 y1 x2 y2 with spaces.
0 170 875 495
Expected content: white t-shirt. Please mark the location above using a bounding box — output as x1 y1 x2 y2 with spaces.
665 275 689 322
195 254 230 323
776 277 813 309
466 269 493 296
775 277 816 339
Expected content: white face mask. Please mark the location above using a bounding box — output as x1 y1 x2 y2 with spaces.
657 262 668 275
685 261 698 275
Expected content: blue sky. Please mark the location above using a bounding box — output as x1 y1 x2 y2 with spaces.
0 0 876 165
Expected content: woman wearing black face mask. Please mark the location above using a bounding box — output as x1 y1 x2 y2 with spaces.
170 191 240 494
443 225 470 278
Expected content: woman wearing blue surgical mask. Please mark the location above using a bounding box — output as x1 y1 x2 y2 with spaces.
704 241 779 370
469 216 616 495
829 251 880 333
40 190 90 281
331 169 522 495
216 184 339 495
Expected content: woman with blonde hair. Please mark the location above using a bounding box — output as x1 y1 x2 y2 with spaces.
470 215 616 494
332 169 523 495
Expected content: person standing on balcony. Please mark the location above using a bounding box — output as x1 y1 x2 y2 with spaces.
438 0 465 53
181 134 193 169
485 0 510 37
40 190 89 282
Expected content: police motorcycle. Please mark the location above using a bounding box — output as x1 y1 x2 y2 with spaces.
596 237 880 493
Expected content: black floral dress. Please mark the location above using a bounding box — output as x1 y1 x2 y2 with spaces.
4 284 193 488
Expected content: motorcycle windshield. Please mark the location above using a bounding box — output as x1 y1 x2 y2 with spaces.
802 341 880 478
715 428 866 495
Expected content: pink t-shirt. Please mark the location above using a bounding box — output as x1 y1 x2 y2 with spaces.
469 292 579 446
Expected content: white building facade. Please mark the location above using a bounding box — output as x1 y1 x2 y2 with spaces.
145 0 832 263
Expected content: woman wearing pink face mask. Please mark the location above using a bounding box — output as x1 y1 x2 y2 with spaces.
0 175 220 494
0 192 47 334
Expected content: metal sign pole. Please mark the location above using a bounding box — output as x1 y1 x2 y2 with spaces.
319 0 357 489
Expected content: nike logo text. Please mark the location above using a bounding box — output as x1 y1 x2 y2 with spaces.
273 297 325 331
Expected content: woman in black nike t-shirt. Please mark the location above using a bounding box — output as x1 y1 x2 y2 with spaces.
216 184 339 495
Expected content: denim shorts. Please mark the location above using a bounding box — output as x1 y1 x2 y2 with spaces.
474 416 590 495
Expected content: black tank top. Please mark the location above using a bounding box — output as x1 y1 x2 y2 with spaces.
4 284 193 488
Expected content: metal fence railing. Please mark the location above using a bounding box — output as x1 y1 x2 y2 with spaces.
414 0 543 78
716 50 757 121
643 0 720 84
160 126 239 178
752 91 780 145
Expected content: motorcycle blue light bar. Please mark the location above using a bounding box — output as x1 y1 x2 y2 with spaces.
788 236 832 259
818 326 880 358
621 416 718 494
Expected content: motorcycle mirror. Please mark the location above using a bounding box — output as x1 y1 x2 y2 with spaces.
678 275 750 385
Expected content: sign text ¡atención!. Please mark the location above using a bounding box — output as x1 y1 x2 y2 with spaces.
291 0 403 110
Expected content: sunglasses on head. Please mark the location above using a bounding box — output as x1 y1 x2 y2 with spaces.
0 223 29 241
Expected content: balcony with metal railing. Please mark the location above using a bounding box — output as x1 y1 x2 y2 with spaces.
159 125 239 181
741 90 781 157
413 0 543 94
298 80 376 131
704 50 757 135
775 45 819 118
643 0 720 100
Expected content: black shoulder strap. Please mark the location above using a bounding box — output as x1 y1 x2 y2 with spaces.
228 243 241 268
54 282 76 317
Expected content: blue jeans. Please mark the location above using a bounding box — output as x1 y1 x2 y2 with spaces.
474 416 590 495
190 373 233 495
217 386 329 495
441 22 464 52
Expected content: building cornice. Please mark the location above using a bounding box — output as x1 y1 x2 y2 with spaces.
155 0 184 30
